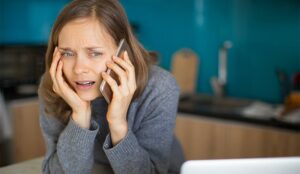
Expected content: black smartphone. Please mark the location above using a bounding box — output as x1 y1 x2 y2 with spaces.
99 38 133 103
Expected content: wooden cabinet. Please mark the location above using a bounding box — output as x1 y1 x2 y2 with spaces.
8 99 300 162
9 98 45 163
175 113 300 160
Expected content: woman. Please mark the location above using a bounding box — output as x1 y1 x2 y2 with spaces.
38 0 185 173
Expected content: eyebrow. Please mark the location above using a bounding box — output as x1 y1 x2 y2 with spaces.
58 47 104 52
86 47 104 51
58 47 74 52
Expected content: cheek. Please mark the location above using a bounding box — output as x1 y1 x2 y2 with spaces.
94 55 113 73
91 61 107 75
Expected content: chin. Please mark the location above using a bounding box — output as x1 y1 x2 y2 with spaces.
77 91 100 101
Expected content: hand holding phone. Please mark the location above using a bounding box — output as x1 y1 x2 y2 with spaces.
99 39 133 103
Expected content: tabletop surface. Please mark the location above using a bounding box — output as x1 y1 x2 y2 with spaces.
0 157 43 174
0 157 114 174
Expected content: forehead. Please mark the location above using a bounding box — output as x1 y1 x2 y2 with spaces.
58 17 116 48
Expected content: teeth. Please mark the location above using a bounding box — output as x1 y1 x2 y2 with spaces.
76 81 94 85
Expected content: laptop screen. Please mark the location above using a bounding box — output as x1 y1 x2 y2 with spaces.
181 157 300 174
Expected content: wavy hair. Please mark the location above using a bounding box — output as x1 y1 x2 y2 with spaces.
38 0 151 124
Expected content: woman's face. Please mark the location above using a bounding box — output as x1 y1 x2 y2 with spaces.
58 17 117 101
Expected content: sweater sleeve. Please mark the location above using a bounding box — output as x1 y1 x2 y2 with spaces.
102 84 180 174
39 100 99 174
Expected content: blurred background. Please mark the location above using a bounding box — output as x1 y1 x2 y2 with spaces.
0 0 300 170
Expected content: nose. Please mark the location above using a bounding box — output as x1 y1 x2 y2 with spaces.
73 57 89 74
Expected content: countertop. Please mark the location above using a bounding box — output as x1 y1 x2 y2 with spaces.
0 157 43 174
178 94 300 132
4 92 300 131
0 157 114 174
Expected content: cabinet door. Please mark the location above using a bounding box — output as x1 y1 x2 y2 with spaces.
9 98 45 162
175 113 300 160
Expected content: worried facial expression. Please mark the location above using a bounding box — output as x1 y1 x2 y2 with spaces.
58 17 117 101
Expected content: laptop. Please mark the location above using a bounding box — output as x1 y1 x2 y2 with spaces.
181 157 300 174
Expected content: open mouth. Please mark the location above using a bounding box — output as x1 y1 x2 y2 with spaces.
76 81 95 86
75 81 96 89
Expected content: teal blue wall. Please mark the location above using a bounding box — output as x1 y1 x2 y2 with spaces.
121 0 300 103
119 0 197 69
1 0 299 103
227 0 300 103
0 0 69 44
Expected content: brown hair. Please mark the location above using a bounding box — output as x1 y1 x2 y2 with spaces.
38 0 151 124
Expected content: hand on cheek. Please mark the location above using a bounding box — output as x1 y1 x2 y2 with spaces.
49 47 91 129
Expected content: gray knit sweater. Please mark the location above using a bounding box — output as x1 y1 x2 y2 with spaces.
39 65 185 174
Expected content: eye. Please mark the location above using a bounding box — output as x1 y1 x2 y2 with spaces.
61 51 75 57
90 52 104 57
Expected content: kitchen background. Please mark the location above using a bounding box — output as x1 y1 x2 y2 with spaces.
0 0 300 169
1 0 299 103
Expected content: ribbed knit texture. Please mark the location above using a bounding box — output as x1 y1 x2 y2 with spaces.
39 65 185 174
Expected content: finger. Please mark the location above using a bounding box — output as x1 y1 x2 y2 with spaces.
112 56 133 86
49 47 61 93
56 60 71 93
122 51 136 85
102 72 119 95
124 51 133 66
55 60 64 85
54 59 64 93
54 60 83 108
49 47 60 75
122 51 136 91
55 60 74 102
107 62 127 86
112 56 132 76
